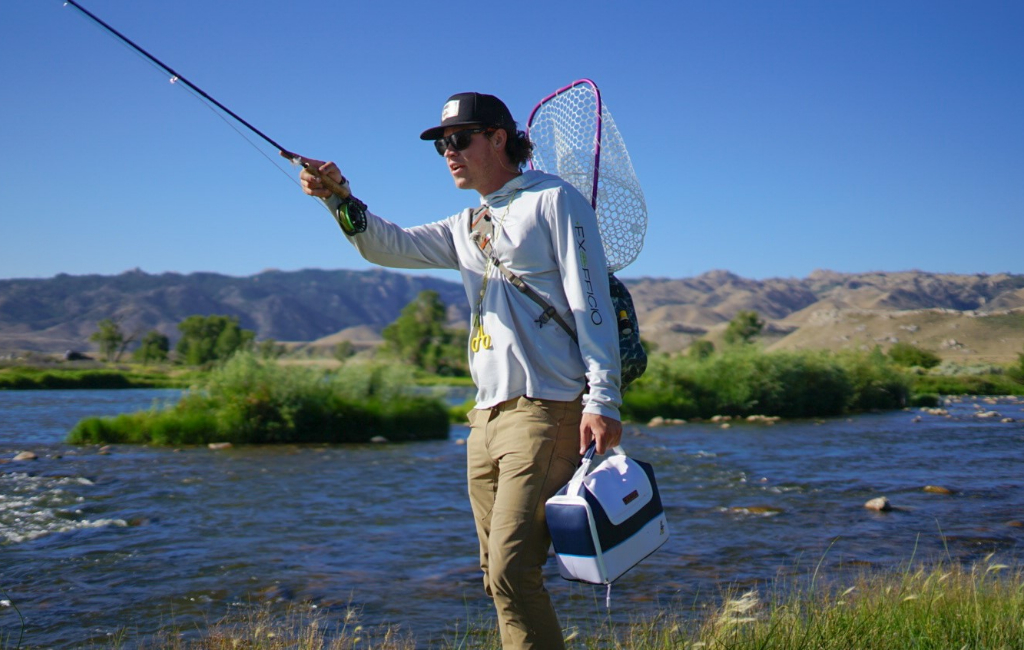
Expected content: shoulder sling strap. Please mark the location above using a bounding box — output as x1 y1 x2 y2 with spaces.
470 206 579 344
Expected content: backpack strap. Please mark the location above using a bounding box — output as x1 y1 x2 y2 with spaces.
470 207 579 343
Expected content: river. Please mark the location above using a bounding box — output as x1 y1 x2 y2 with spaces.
1 390 1022 648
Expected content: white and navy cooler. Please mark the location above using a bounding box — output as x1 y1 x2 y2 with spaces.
545 443 669 586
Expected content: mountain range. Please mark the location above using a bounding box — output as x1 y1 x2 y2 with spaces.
1 268 1022 363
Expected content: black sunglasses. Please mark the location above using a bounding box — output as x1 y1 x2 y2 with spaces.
433 127 493 156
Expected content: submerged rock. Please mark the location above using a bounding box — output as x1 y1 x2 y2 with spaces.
864 496 892 512
923 485 954 495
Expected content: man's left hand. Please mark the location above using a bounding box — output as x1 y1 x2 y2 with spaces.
580 414 623 455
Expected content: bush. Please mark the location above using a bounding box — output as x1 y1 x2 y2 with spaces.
911 373 1024 396
0 368 182 390
622 347 911 420
67 353 450 445
887 342 941 369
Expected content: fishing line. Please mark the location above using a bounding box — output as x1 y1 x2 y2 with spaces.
60 0 346 201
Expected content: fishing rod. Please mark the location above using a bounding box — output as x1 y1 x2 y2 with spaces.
61 0 352 201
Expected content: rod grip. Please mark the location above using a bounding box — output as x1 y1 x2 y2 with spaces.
280 150 351 200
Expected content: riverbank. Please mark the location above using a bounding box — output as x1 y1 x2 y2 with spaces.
47 561 1020 649
0 365 197 390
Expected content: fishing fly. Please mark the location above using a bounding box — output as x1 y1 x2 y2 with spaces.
61 0 356 207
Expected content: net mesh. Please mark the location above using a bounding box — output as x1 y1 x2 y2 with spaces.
528 81 647 273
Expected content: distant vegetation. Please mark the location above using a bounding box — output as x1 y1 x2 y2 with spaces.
67 352 449 445
622 344 911 421
380 290 468 376
0 366 191 390
887 341 942 369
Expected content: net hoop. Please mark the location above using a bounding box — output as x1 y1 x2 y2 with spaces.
527 79 647 273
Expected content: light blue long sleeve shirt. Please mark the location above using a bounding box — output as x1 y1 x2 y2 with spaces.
328 171 621 420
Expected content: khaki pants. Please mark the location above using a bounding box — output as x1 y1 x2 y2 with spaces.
467 396 582 650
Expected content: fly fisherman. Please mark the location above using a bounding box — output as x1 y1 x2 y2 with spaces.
300 92 622 650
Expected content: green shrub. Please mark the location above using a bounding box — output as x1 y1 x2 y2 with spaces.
0 368 184 390
622 347 911 420
834 348 911 410
66 353 449 445
887 342 942 369
911 373 1024 396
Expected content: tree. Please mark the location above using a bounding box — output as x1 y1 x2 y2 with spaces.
89 318 127 362
688 339 715 360
333 340 355 362
1007 345 1024 383
257 339 286 360
723 310 764 345
176 315 255 366
133 330 170 364
381 290 466 375
887 342 941 369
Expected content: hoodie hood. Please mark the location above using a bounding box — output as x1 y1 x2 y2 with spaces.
482 170 559 206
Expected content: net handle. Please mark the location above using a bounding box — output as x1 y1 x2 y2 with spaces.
526 78 603 210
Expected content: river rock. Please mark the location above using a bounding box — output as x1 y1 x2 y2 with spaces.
454 438 466 446
730 506 783 515
370 436 388 444
864 496 892 512
923 485 954 495
13 451 37 461
1001 418 1015 423
976 411 1001 419
647 416 686 427
208 442 233 450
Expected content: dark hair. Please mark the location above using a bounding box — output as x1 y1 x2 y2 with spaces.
491 126 533 169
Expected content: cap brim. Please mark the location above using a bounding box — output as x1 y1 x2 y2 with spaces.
419 120 484 140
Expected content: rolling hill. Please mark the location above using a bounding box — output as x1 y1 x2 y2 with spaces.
2 268 1022 363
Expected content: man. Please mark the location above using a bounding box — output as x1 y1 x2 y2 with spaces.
300 92 622 650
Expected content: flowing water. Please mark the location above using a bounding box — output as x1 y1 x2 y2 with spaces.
1 390 1023 648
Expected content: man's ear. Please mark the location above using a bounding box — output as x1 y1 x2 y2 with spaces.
491 128 507 149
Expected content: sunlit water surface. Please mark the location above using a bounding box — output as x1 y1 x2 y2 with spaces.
1 390 1022 648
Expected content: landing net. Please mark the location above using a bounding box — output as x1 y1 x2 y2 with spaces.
527 79 647 273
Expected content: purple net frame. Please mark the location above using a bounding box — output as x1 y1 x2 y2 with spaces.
526 78 603 211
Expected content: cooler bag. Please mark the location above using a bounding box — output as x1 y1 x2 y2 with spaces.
545 443 669 585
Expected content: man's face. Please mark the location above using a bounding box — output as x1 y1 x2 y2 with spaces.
441 125 505 194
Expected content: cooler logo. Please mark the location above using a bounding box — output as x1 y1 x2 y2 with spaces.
623 489 639 505
442 100 460 121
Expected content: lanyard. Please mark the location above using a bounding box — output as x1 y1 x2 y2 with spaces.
471 191 519 352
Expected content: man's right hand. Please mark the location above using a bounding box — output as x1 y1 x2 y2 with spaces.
300 159 343 198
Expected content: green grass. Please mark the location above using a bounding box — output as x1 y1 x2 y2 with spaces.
49 561 1024 649
66 353 449 445
0 366 194 390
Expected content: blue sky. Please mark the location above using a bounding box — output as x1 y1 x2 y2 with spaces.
2 0 1021 282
